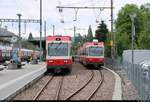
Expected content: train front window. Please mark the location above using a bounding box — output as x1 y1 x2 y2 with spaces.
89 46 103 56
48 43 68 56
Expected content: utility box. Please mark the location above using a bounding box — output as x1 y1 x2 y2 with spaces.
8 63 22 69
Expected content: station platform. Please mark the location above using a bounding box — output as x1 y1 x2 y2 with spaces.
103 66 122 100
0 62 46 100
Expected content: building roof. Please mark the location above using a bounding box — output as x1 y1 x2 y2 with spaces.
0 28 18 37
31 37 45 41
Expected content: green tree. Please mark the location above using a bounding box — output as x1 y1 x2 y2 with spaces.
95 20 108 42
87 25 93 42
21 39 38 50
82 34 87 43
75 33 82 43
105 32 111 57
138 27 150 49
115 4 143 56
138 3 150 49
28 32 33 40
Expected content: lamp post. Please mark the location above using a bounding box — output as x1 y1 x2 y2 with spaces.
44 21 46 60
74 26 76 43
17 13 22 60
53 25 55 36
129 13 136 81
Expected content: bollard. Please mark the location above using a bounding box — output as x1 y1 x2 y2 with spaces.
8 63 18 69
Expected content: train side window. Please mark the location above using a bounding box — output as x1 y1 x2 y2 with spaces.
85 48 88 56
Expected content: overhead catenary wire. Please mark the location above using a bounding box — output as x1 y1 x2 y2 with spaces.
23 21 27 34
61 0 95 7
57 0 65 23
90 0 103 23
73 8 79 21
57 0 111 23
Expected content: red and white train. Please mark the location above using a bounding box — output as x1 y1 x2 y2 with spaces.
46 36 72 74
77 40 105 68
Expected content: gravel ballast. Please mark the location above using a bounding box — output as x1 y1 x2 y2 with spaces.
13 63 116 100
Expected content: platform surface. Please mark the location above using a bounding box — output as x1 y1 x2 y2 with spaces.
0 62 46 100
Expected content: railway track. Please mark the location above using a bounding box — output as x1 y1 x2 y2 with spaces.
33 68 104 100
64 68 104 100
33 76 64 100
13 63 108 100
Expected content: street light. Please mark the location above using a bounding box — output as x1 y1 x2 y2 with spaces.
129 13 136 82
17 13 22 57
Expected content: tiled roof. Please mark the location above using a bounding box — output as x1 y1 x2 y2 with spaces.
0 28 18 37
29 37 45 41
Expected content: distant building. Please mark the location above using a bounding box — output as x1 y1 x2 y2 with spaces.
0 27 18 47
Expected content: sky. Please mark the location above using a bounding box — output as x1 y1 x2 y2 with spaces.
0 0 149 39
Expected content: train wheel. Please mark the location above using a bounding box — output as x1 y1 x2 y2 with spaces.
68 68 72 74
63 68 71 75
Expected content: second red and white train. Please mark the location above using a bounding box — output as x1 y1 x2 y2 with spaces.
77 40 105 68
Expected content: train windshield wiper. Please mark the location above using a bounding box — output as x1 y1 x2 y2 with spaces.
55 42 62 50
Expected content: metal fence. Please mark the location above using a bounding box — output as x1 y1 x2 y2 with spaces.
105 57 150 100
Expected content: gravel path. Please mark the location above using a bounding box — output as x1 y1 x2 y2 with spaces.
116 70 139 100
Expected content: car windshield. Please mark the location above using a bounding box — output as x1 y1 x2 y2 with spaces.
89 46 103 56
48 43 68 56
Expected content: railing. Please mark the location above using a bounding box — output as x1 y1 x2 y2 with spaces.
105 57 150 100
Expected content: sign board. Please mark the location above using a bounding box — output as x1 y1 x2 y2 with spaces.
93 39 98 42
11 36 18 43
110 40 113 46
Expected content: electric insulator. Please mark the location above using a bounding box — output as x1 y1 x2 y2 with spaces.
59 8 63 13
61 20 64 23
96 20 99 23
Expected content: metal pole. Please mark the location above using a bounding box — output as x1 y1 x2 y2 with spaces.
130 13 136 81
44 21 46 59
56 6 112 9
44 21 46 41
53 25 55 36
17 14 22 53
74 26 76 43
129 13 136 99
111 0 114 69
131 17 134 74
40 0 42 62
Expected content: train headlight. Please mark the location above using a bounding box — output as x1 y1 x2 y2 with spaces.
64 60 68 63
49 60 54 63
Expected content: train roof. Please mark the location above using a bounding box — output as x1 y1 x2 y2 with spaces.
83 42 104 47
46 36 71 41
77 42 104 51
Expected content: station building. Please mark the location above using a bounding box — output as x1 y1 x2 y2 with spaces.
0 27 18 48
